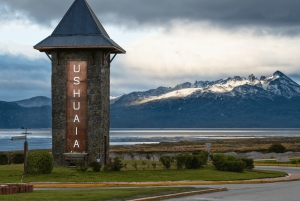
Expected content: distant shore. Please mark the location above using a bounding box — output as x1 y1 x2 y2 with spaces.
2 137 299 156
110 137 300 153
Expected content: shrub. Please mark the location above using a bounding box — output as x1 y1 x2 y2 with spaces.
222 160 245 172
185 154 206 169
146 154 151 161
89 161 102 172
141 161 147 170
159 156 173 169
104 157 123 171
175 154 186 169
12 153 24 164
27 151 53 174
212 153 245 172
132 162 138 170
291 160 297 164
241 158 254 169
0 154 9 165
152 163 156 170
212 153 227 170
268 143 286 153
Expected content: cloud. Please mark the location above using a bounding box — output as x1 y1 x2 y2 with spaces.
108 22 300 95
2 0 300 98
1 0 300 33
0 54 51 101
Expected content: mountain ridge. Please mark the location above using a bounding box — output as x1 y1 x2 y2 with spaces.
112 70 300 107
0 70 299 128
110 70 300 128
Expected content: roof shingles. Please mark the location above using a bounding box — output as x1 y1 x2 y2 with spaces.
34 0 125 53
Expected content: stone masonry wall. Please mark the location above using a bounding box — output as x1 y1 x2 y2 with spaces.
51 50 110 166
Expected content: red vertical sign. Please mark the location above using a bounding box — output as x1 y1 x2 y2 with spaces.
66 61 87 152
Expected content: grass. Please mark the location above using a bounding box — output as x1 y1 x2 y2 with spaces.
0 161 286 183
0 187 196 201
254 158 300 166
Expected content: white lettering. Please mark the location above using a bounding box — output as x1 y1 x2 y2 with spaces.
73 102 80 110
74 77 80 85
73 140 79 148
75 127 78 135
73 89 80 97
74 115 80 122
73 65 80 73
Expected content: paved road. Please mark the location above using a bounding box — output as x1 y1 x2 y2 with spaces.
162 166 300 201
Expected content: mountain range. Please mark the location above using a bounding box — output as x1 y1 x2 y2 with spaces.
110 71 300 128
1 70 300 128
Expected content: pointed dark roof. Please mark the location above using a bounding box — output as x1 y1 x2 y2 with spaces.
34 0 125 53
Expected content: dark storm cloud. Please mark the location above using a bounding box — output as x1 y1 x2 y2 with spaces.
0 54 51 101
1 0 300 30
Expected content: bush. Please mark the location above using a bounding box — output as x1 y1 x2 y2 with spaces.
159 156 173 169
27 151 53 174
211 153 227 170
268 143 286 153
241 158 254 169
0 154 9 165
185 154 206 169
132 162 138 170
104 157 123 171
89 161 102 172
212 153 245 172
222 160 245 172
175 154 186 169
152 163 156 170
12 153 24 164
291 160 297 164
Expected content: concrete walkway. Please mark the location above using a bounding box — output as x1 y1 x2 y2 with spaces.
30 173 300 188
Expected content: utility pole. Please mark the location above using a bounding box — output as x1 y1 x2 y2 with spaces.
22 128 31 174
11 127 31 174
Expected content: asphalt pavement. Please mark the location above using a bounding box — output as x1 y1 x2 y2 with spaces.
161 166 300 201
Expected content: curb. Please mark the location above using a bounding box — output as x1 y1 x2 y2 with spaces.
30 173 300 188
128 187 227 201
254 164 300 167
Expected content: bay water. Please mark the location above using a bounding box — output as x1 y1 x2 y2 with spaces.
0 128 300 152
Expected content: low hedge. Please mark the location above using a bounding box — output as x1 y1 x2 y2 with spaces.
12 153 24 164
212 153 248 172
0 154 9 165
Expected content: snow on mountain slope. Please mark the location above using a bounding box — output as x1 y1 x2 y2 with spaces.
110 94 124 104
137 88 202 104
119 71 300 105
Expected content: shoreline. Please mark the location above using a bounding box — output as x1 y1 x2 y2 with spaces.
110 137 300 153
1 137 300 157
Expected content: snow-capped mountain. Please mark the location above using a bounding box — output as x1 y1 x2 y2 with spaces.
112 71 300 106
1 71 299 128
110 71 300 128
110 94 124 104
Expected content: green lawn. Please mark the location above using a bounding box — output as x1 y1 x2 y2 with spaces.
254 158 300 166
0 162 286 183
0 187 196 201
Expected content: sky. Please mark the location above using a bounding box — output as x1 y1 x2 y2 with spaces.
1 0 300 101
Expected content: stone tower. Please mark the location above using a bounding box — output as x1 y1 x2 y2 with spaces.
34 0 125 166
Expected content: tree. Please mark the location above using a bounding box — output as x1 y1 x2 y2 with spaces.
268 143 286 153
